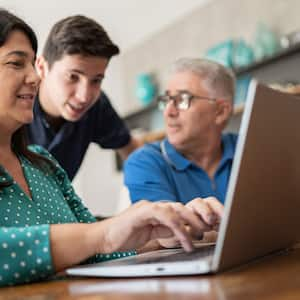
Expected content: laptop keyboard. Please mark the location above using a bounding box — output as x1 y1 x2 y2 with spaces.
141 245 215 264
99 245 215 266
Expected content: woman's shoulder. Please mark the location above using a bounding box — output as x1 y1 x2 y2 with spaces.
27 144 54 160
27 145 61 170
27 145 68 182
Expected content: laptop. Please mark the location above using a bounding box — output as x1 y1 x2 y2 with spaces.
67 80 300 277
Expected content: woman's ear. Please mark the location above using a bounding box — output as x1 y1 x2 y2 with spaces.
215 100 233 128
35 56 49 79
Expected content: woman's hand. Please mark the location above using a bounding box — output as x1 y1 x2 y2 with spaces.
185 197 223 231
89 200 209 254
156 197 224 249
49 198 224 272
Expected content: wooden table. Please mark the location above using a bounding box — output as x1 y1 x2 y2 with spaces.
1 247 300 300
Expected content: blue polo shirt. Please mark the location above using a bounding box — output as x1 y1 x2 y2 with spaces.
26 92 131 181
124 133 238 204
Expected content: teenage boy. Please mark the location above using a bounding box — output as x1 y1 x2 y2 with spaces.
27 15 140 180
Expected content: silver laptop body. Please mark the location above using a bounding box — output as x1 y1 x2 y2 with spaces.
67 81 300 277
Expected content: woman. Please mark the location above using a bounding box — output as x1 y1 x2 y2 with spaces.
0 9 223 287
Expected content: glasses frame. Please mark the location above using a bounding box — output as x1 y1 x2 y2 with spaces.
157 90 216 111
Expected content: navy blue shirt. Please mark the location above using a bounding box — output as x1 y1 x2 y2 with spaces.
124 134 238 204
26 92 130 180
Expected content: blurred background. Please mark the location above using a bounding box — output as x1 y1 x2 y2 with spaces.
2 0 300 216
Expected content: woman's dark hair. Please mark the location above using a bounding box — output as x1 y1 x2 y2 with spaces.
0 9 53 188
0 9 37 52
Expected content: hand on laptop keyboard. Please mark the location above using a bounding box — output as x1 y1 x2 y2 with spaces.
185 197 223 228
95 198 223 255
149 197 223 250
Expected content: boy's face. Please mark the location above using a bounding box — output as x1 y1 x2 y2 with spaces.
36 54 109 121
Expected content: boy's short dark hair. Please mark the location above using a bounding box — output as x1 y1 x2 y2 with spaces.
42 15 120 68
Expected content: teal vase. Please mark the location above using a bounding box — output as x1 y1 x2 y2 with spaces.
253 23 280 60
135 74 156 106
232 39 254 68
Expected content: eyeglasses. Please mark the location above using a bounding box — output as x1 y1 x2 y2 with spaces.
157 91 216 111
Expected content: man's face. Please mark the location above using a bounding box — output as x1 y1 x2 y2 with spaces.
164 71 219 151
37 54 109 121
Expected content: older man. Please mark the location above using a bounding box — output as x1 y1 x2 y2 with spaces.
124 58 237 205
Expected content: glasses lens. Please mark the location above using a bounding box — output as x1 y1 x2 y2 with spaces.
157 93 192 111
157 96 168 110
176 93 191 110
177 98 189 110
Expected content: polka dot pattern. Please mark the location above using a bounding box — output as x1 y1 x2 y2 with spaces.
0 145 136 287
0 225 52 286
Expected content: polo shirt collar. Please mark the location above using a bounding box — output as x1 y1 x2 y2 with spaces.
162 139 192 171
163 134 235 171
219 134 235 166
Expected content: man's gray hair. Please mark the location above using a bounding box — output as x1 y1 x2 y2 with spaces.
170 58 236 102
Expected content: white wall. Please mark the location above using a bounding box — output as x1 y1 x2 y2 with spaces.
1 0 212 117
1 0 212 215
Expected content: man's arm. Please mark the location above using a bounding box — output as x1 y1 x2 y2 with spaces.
117 130 166 160
124 144 177 203
116 136 142 160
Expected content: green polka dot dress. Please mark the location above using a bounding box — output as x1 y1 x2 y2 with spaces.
0 145 136 287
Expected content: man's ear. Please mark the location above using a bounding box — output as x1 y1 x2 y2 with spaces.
215 100 233 128
35 56 49 79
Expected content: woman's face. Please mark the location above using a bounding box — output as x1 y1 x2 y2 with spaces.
0 30 39 132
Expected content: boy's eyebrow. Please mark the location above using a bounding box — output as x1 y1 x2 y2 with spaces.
69 68 104 78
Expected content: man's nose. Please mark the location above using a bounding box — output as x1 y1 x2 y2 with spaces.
164 99 178 116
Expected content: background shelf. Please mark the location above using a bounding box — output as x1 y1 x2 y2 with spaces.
124 44 300 132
